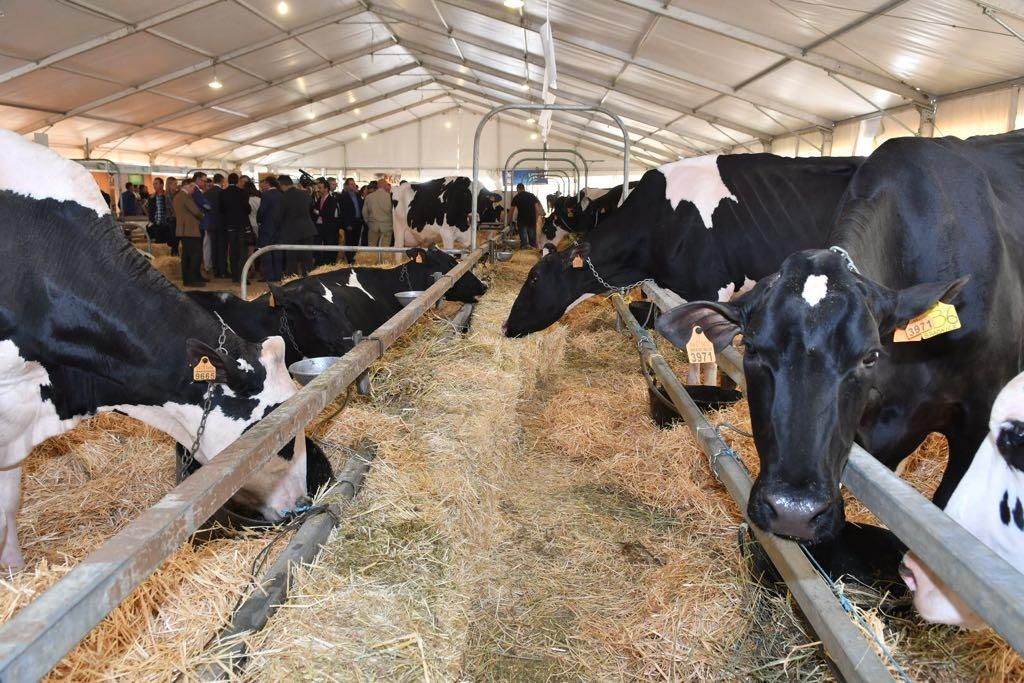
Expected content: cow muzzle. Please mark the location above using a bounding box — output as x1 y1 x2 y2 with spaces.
748 483 843 543
900 551 984 628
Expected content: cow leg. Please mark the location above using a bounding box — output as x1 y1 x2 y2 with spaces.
0 465 24 569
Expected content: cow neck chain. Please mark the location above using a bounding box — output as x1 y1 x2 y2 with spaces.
279 311 301 355
829 245 860 275
399 263 412 289
184 314 232 468
585 256 653 295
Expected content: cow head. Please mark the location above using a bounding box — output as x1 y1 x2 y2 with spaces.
182 334 307 522
267 282 359 356
504 241 629 337
406 245 487 303
900 372 1024 627
655 249 968 543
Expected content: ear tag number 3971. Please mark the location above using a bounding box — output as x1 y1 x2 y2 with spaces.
193 356 217 382
686 326 716 364
894 302 961 343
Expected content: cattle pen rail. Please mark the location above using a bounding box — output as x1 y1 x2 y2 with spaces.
0 241 493 682
640 282 1024 657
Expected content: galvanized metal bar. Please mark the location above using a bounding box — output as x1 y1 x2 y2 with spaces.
511 158 581 197
610 294 895 683
642 282 1024 653
0 244 489 682
472 103 632 252
197 444 376 679
239 244 466 299
503 147 590 194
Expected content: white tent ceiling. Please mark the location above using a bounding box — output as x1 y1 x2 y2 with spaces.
1 0 1023 171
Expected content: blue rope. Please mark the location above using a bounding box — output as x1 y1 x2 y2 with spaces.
799 544 914 682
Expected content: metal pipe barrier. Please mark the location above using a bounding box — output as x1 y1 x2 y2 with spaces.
524 170 572 201
239 244 466 298
0 242 492 682
642 281 1024 654
505 156 581 222
510 157 580 199
503 147 589 195
472 104 632 252
611 293 895 683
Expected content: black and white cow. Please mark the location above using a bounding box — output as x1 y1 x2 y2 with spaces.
656 131 1024 544
394 177 473 251
0 130 308 568
540 183 637 249
504 153 862 340
900 371 1024 627
190 247 486 365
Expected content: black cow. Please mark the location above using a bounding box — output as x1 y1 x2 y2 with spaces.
656 131 1024 544
190 247 486 365
541 183 638 248
394 177 474 251
504 153 863 338
0 130 308 568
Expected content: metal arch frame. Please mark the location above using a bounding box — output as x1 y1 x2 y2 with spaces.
524 173 566 198
504 147 590 193
507 160 579 227
508 157 581 203
472 104 631 251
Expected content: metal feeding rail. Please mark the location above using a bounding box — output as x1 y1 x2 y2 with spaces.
641 282 1024 656
611 293 896 683
0 242 493 682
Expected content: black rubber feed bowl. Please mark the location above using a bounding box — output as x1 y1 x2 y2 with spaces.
648 385 743 428
175 437 334 529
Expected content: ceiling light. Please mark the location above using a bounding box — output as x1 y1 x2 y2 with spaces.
445 120 452 129
208 74 222 90
504 0 524 8
458 64 469 74
354 107 361 114
530 133 538 140
276 1 289 15
526 116 535 124
519 82 530 91
361 131 369 139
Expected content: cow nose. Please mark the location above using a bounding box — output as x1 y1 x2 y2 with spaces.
756 488 832 541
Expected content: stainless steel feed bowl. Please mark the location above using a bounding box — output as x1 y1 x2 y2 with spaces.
494 251 513 261
289 356 341 385
394 290 425 307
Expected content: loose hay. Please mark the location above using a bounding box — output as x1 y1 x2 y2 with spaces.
3 248 1020 681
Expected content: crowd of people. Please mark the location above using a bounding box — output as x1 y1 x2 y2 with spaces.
115 172 396 287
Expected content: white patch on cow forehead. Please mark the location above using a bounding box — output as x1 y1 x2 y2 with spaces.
801 274 828 306
657 154 737 229
237 358 254 373
0 129 110 216
346 271 374 300
321 282 334 303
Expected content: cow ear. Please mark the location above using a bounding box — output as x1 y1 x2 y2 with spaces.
541 243 556 258
185 338 228 383
406 247 427 263
565 242 590 269
655 301 744 352
876 276 970 333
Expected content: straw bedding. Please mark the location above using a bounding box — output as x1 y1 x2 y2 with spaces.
1 248 1020 680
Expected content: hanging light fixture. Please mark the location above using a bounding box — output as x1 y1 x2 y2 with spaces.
518 81 530 91
530 133 538 140
445 120 453 129
526 117 535 124
276 1 290 15
503 0 524 8
208 65 223 90
361 131 369 140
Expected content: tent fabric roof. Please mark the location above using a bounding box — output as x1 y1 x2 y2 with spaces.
1 0 1022 167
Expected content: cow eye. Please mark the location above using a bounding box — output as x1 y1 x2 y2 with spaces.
862 350 881 367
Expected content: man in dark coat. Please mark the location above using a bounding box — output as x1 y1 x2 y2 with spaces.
204 173 226 277
256 175 284 282
313 177 341 266
275 174 318 277
337 177 364 265
220 172 251 282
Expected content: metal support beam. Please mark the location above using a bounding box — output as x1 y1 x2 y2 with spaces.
917 104 936 137
614 0 930 104
17 5 369 134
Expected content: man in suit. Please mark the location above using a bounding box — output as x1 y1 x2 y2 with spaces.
275 174 318 277
313 177 341 266
220 172 251 282
256 175 284 282
363 178 393 264
337 177 364 265
204 173 227 277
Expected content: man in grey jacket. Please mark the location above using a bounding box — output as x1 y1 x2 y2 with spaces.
275 174 318 276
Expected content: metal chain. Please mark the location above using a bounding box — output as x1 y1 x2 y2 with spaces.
182 314 233 468
279 312 301 354
399 263 412 289
586 256 654 294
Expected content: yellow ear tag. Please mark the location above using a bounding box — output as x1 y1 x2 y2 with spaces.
894 302 961 343
686 326 717 364
572 255 584 269
193 356 217 382
415 254 424 264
